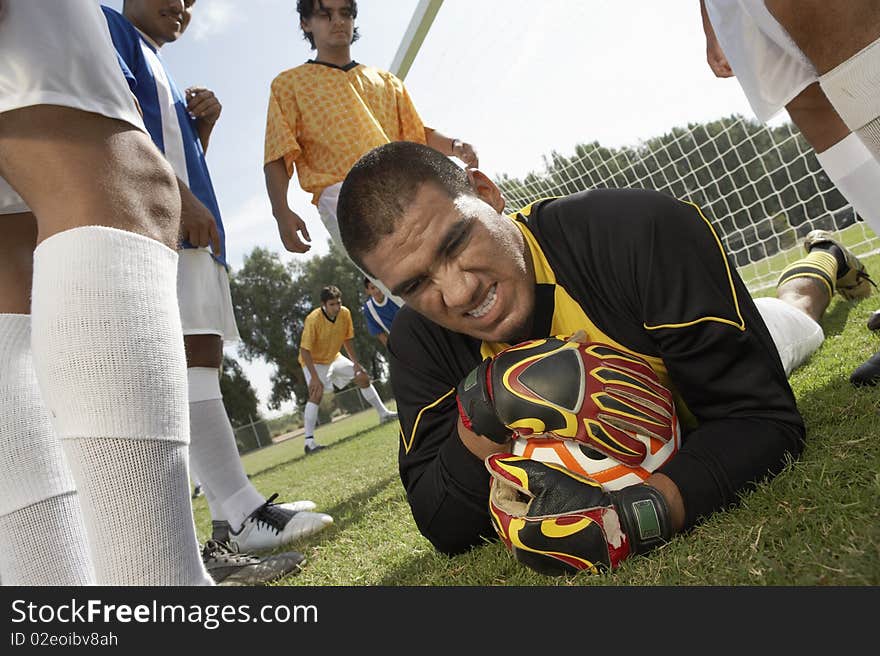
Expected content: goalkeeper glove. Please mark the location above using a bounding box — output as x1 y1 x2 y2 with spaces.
457 337 675 466
486 454 672 575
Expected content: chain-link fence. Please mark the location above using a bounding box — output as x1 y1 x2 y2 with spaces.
232 380 395 456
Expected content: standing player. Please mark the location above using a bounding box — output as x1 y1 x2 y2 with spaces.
0 0 211 585
362 277 402 348
700 0 879 385
300 285 397 455
263 0 478 299
102 1 332 571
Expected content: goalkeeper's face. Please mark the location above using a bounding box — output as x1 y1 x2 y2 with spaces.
361 178 536 343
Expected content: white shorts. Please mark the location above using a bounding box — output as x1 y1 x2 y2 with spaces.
754 297 824 376
302 354 357 394
704 0 817 122
318 182 405 306
0 0 146 215
177 249 241 343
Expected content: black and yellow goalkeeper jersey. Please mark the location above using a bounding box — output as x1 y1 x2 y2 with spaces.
388 188 805 556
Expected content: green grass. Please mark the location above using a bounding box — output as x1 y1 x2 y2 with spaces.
194 261 880 586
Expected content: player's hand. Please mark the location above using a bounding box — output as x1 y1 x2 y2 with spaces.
185 86 222 125
275 207 311 253
485 454 672 575
706 36 734 77
307 376 324 401
180 195 222 256
457 336 675 467
452 140 479 168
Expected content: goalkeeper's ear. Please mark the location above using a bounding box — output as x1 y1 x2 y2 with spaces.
466 168 505 213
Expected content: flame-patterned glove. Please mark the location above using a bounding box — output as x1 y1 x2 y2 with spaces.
486 454 672 575
457 337 675 466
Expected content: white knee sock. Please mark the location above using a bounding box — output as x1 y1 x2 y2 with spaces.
819 38 880 160
360 384 391 416
0 314 93 585
816 133 880 235
303 401 319 439
187 367 264 529
30 226 211 586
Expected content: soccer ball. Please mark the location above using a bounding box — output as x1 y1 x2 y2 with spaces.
510 414 681 491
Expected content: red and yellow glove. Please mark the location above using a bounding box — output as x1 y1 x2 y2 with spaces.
457 337 675 466
486 454 672 575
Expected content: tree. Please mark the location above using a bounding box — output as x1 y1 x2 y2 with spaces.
219 355 262 427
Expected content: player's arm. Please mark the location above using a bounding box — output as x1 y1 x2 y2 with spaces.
425 129 479 169
264 157 311 254
376 332 388 347
342 338 366 376
388 309 498 554
185 86 221 152
700 0 734 77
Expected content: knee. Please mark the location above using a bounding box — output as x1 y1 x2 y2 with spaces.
354 371 370 387
309 388 324 404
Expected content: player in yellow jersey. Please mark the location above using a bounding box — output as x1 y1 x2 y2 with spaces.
263 0 478 301
299 285 397 454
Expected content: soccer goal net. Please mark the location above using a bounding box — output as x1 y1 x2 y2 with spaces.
391 1 880 294
493 117 880 293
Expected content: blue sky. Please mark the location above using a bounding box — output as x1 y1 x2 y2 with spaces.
104 0 779 416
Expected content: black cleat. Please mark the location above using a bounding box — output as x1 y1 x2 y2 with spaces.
851 349 880 387
202 539 305 586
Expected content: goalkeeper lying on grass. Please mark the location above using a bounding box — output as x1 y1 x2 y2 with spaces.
335 141 875 575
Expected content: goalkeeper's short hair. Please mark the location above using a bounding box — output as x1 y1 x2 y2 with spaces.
337 141 473 276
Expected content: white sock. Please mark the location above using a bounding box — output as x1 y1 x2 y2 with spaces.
30 226 211 586
0 314 93 585
187 367 264 529
304 401 319 439
816 133 880 235
360 384 391 416
819 38 880 160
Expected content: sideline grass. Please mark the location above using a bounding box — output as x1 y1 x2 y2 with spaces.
194 257 880 586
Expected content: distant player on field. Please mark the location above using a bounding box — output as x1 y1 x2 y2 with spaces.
362 277 402 348
299 285 397 455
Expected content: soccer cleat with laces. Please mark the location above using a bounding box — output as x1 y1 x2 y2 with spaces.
803 229 876 300
202 539 304 586
225 493 333 553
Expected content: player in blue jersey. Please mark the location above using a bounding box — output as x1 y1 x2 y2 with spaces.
102 1 332 582
362 277 402 348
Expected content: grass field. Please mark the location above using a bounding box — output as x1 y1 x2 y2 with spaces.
194 253 880 586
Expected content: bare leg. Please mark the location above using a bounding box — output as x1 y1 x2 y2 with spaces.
0 105 211 585
0 107 179 244
0 212 35 314
776 276 830 324
765 0 880 74
784 82 850 154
